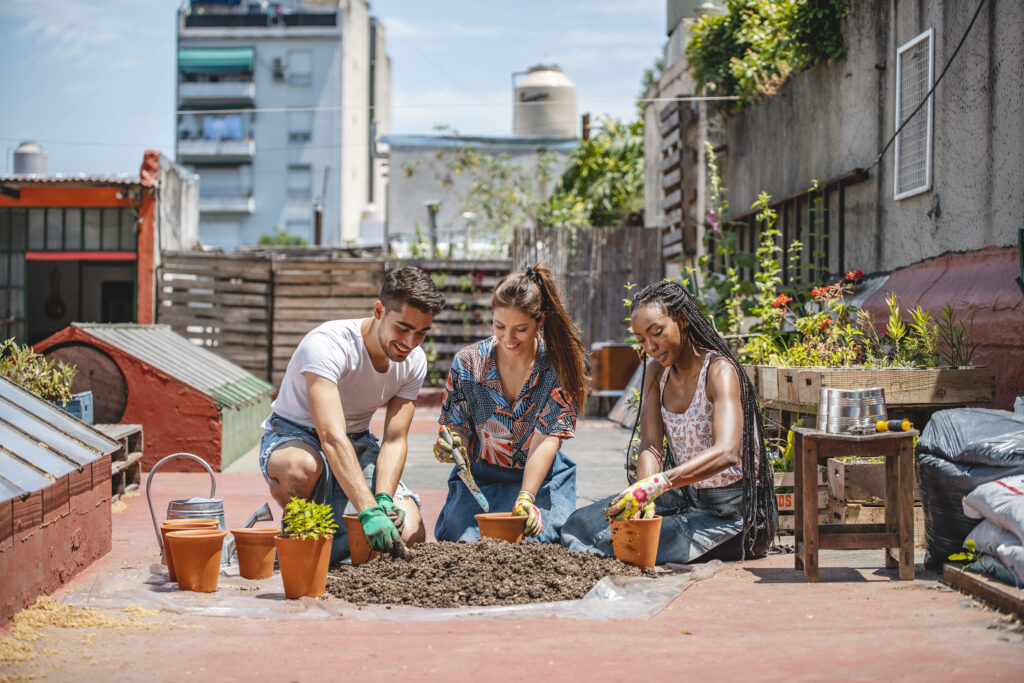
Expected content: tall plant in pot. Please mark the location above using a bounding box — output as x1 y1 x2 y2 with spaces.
275 497 338 599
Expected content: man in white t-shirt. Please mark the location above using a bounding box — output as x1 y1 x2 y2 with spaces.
259 267 445 561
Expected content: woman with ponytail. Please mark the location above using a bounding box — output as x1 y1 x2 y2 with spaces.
561 280 777 562
433 262 588 543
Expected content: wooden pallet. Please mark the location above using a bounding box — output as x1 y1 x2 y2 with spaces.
825 498 926 548
93 423 144 501
775 467 827 535
943 563 1024 618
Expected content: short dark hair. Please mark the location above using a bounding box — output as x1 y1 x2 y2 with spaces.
380 266 445 314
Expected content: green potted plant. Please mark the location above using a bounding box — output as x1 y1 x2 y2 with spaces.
274 497 338 599
0 338 92 421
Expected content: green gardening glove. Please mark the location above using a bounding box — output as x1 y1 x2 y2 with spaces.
375 492 406 533
357 505 402 555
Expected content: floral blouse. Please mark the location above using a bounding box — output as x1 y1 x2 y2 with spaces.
659 351 744 489
438 337 577 468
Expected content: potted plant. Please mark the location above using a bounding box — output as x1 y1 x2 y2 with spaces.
274 496 338 599
0 338 91 420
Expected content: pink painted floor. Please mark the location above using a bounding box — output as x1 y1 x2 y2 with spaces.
3 470 1023 681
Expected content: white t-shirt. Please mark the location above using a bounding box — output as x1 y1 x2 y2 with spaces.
269 319 426 433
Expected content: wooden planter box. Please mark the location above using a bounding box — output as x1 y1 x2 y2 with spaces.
745 365 995 407
826 457 920 504
775 467 828 533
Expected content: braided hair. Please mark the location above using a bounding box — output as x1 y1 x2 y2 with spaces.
631 280 777 557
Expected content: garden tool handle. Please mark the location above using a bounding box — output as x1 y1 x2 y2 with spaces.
146 453 217 554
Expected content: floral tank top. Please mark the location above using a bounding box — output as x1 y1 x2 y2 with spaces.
659 351 744 489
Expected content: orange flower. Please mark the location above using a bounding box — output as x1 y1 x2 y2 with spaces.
772 294 792 308
818 318 832 329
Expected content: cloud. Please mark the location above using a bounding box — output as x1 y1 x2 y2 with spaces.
389 85 513 137
6 0 142 67
380 15 507 41
572 0 664 16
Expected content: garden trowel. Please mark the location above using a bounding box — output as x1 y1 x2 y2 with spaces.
440 427 489 512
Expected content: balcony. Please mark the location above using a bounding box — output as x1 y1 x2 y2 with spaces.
179 81 255 106
198 195 255 215
177 138 255 163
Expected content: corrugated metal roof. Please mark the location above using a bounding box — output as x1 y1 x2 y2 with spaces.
0 377 120 504
0 174 140 186
73 323 273 408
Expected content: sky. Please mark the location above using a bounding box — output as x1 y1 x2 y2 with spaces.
0 0 666 177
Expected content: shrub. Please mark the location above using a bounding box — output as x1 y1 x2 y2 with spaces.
281 497 338 540
0 338 77 406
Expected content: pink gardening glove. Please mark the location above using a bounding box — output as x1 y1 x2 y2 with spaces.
603 474 672 521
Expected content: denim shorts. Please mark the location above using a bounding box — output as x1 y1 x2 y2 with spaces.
259 413 418 563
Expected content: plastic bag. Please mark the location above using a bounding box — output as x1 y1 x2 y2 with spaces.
971 553 1024 588
916 453 1024 569
995 544 1024 586
916 408 1024 467
966 519 1019 555
962 474 1024 543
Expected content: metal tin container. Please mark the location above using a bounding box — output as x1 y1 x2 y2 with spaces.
817 387 886 434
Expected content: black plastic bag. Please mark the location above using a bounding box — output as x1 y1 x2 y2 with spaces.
916 408 1024 467
917 453 1024 569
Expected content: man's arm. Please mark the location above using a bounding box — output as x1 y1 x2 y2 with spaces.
304 372 376 512
374 394 416 496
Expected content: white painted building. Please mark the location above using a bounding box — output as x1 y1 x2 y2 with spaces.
176 0 389 250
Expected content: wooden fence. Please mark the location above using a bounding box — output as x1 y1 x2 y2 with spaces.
158 252 384 385
512 225 663 349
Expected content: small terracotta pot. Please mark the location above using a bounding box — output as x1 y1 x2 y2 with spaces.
342 514 378 564
161 518 219 582
475 512 527 543
275 534 332 599
231 527 279 579
609 516 662 569
165 528 227 592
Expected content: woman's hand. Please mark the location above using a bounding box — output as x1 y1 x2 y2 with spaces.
603 473 673 521
433 427 465 464
512 490 543 537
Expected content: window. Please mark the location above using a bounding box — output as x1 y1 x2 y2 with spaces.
894 28 934 200
288 50 313 85
288 109 313 143
287 165 312 199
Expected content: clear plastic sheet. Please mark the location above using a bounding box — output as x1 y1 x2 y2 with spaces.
63 560 717 621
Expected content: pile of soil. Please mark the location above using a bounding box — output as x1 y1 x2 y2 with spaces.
326 539 658 608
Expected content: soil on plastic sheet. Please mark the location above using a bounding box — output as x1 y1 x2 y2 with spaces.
326 539 658 608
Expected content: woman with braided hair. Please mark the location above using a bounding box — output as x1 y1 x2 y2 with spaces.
561 280 777 562
432 262 588 543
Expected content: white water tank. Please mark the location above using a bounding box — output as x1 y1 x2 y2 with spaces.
13 142 47 176
514 65 577 138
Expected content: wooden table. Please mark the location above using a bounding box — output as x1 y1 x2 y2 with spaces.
792 427 918 582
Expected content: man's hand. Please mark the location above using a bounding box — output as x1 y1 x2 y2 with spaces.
603 474 672 521
357 505 402 555
512 490 543 537
375 492 406 533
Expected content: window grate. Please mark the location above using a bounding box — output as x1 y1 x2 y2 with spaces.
894 29 934 200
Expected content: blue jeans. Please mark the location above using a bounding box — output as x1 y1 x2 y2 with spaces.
560 483 744 564
434 451 577 544
260 413 399 564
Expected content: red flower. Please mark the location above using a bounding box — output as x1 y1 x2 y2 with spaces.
818 318 832 329
845 269 864 282
772 294 792 309
811 287 822 297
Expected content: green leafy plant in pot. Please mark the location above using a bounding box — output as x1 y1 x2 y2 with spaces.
275 497 338 599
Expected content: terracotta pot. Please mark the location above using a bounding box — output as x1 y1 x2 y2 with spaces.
161 518 219 582
609 516 662 569
342 514 378 564
231 527 279 579
165 529 227 592
275 534 332 599
475 512 527 543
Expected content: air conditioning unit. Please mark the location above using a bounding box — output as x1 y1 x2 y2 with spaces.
272 58 286 81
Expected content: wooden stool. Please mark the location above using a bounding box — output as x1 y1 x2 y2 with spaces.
792 427 918 582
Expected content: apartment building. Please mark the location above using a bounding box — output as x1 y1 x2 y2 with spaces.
176 0 389 250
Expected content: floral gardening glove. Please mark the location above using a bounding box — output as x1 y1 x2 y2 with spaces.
357 505 402 555
512 490 543 537
375 492 405 533
603 474 672 521
434 426 466 465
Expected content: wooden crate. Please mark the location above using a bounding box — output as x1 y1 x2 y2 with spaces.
94 423 144 501
775 467 828 534
747 365 996 406
591 343 641 393
825 498 925 547
826 457 921 504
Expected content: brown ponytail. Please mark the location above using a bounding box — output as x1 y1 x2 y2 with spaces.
491 262 589 412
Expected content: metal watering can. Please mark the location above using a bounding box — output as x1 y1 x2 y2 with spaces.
147 452 273 566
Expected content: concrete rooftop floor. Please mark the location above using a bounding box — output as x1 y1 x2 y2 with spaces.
2 406 1022 681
